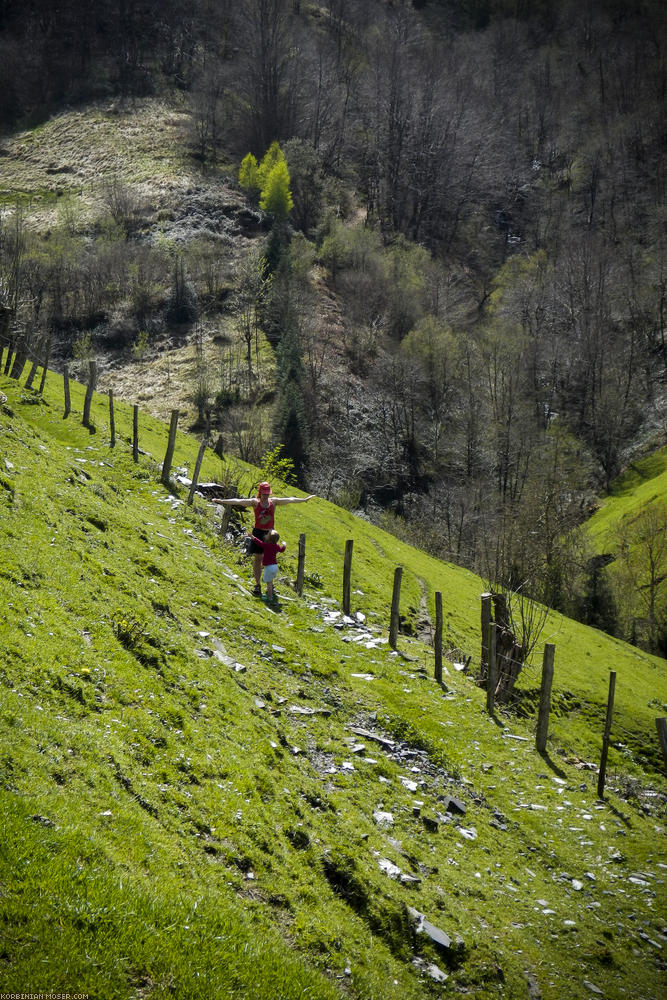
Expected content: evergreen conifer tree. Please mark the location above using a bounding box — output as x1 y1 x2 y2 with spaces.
273 320 307 483
260 159 293 221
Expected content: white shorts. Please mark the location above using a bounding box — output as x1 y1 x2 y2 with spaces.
262 564 279 583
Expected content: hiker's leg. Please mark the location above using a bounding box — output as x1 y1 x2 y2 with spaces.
253 552 262 586
264 564 277 600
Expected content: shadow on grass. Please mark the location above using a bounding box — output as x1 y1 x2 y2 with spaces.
605 799 633 828
263 600 284 614
537 748 568 779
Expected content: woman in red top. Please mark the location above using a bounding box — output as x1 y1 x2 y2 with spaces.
213 482 315 596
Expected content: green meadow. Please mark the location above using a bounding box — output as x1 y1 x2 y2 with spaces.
0 369 665 1000
586 446 667 551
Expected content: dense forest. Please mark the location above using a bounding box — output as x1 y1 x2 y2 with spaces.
1 0 665 652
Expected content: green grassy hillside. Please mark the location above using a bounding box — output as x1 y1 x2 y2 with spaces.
1 370 665 1000
586 446 667 550
581 445 667 653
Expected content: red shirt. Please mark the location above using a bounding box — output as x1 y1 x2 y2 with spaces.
254 499 275 530
253 537 285 566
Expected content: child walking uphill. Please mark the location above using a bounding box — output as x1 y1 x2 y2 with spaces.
213 482 315 597
247 530 285 603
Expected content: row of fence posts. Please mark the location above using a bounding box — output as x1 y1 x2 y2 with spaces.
1 332 51 386
481 592 667 796
61 362 192 499
13 353 667 788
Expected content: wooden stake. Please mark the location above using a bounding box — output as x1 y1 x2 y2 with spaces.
132 404 139 462
434 591 443 683
343 539 353 615
486 622 497 715
389 566 403 650
188 439 207 505
481 592 492 679
24 337 42 390
38 336 51 394
161 409 179 487
82 359 96 429
296 533 306 596
63 364 71 419
655 718 667 769
536 643 556 752
597 671 617 799
108 389 116 448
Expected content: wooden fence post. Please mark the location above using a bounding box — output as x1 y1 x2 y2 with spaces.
9 332 27 380
434 591 444 683
656 718 667 768
38 336 51 394
24 336 43 390
481 592 492 678
597 671 617 799
108 389 115 448
82 359 96 429
132 404 139 462
389 566 403 650
536 643 556 752
188 439 207 505
161 409 179 487
343 539 354 615
486 622 498 715
63 364 71 418
296 533 306 597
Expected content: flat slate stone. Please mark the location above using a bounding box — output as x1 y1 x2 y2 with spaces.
408 907 454 952
349 727 394 749
379 858 402 879
442 795 466 815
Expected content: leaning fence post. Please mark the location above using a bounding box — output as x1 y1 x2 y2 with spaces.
82 359 96 429
486 622 498 715
597 671 617 799
9 332 27 380
389 566 403 650
296 533 306 596
343 539 354 615
481 592 492 679
38 336 51 394
161 409 179 487
24 336 43 390
108 389 116 448
63 364 71 419
536 643 556 752
132 404 139 462
656 718 667 768
188 439 207 505
434 591 443 683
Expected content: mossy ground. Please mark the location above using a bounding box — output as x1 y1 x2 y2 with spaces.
1 370 665 1000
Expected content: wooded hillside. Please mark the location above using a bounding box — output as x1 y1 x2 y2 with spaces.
1 0 665 653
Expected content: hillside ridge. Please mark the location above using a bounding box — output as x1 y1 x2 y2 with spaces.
1 369 666 999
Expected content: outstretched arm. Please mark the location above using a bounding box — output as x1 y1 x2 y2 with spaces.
273 495 317 506
212 497 257 507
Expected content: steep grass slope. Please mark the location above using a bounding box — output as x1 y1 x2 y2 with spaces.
586 445 667 550
1 372 666 1000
